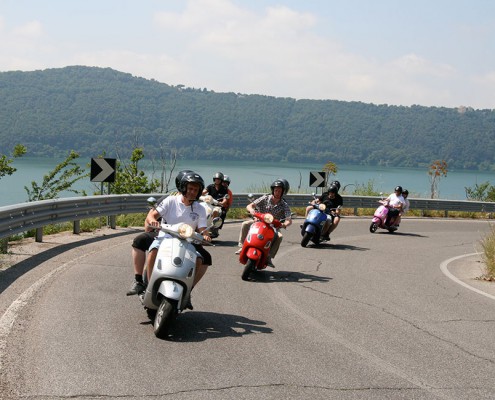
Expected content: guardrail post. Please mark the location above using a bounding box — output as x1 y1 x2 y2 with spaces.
0 238 7 254
109 215 116 229
73 220 81 234
35 227 43 242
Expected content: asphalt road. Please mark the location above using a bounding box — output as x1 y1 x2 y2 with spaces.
1 217 495 400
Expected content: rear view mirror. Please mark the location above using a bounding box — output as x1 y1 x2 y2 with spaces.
211 217 222 228
147 197 157 208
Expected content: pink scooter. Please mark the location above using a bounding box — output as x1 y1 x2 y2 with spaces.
369 199 400 233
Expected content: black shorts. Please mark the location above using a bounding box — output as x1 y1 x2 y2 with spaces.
388 208 400 218
193 244 212 266
132 231 157 252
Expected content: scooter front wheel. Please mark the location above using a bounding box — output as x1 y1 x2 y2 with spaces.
241 259 256 281
301 232 312 247
154 297 176 339
369 222 378 233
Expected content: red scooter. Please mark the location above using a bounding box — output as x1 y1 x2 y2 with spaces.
239 211 282 281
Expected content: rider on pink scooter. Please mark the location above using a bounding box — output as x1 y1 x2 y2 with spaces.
384 186 406 227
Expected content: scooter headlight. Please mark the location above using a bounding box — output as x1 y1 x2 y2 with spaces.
178 223 194 238
263 214 274 224
318 204 326 211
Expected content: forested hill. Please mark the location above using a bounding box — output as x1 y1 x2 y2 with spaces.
0 65 494 170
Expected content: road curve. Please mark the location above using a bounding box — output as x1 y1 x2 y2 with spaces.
1 218 494 400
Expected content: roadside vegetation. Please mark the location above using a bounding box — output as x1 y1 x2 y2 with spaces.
2 150 495 282
480 226 495 281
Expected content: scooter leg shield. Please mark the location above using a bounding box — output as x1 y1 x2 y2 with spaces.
305 224 317 233
372 216 381 224
246 248 263 261
158 280 184 303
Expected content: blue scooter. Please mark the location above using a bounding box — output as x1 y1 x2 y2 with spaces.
300 198 329 247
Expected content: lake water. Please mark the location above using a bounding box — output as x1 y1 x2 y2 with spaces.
1 157 494 207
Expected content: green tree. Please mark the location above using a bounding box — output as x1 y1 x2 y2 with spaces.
465 182 495 202
352 179 381 196
24 150 88 201
111 148 161 194
0 144 27 179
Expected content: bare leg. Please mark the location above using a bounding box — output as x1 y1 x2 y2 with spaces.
146 249 158 282
193 261 208 287
321 219 332 236
269 231 283 258
131 247 145 275
328 217 340 234
238 220 253 245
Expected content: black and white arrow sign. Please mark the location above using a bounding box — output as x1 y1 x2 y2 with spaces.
90 158 116 183
309 171 327 187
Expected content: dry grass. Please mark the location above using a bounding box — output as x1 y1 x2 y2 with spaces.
480 225 495 281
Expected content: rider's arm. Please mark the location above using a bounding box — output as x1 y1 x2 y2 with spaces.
246 202 256 215
145 209 161 229
143 208 156 231
197 226 212 242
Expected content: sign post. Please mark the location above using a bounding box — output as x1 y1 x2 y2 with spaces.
90 157 117 227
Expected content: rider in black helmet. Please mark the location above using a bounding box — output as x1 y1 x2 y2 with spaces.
235 178 292 267
397 189 410 226
144 171 212 309
127 169 200 297
305 182 344 241
203 172 229 235
384 185 406 227
175 169 195 192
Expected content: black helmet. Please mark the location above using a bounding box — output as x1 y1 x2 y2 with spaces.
402 189 409 197
180 172 205 200
223 175 231 184
328 184 338 194
270 178 289 196
330 180 341 192
394 185 403 194
175 169 194 191
213 172 224 181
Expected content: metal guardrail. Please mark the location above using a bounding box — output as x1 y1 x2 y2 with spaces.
1 193 494 251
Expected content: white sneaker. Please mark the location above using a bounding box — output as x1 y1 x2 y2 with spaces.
235 248 241 255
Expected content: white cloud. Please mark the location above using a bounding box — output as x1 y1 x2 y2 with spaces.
0 0 492 108
12 20 43 38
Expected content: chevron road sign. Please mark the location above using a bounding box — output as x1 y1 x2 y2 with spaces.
309 171 326 187
90 158 116 183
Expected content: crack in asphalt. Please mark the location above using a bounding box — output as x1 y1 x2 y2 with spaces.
293 281 495 365
16 383 465 399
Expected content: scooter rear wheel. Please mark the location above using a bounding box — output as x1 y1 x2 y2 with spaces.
241 259 256 281
369 222 378 233
301 232 312 247
154 297 176 339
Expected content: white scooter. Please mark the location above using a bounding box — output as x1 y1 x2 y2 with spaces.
140 217 221 339
199 194 229 238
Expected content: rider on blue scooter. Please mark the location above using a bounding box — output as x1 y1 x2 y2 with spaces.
305 181 343 241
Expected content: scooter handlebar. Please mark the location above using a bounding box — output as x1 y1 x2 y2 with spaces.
252 212 283 228
147 223 214 246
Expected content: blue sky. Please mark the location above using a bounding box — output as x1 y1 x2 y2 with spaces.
1 0 494 109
